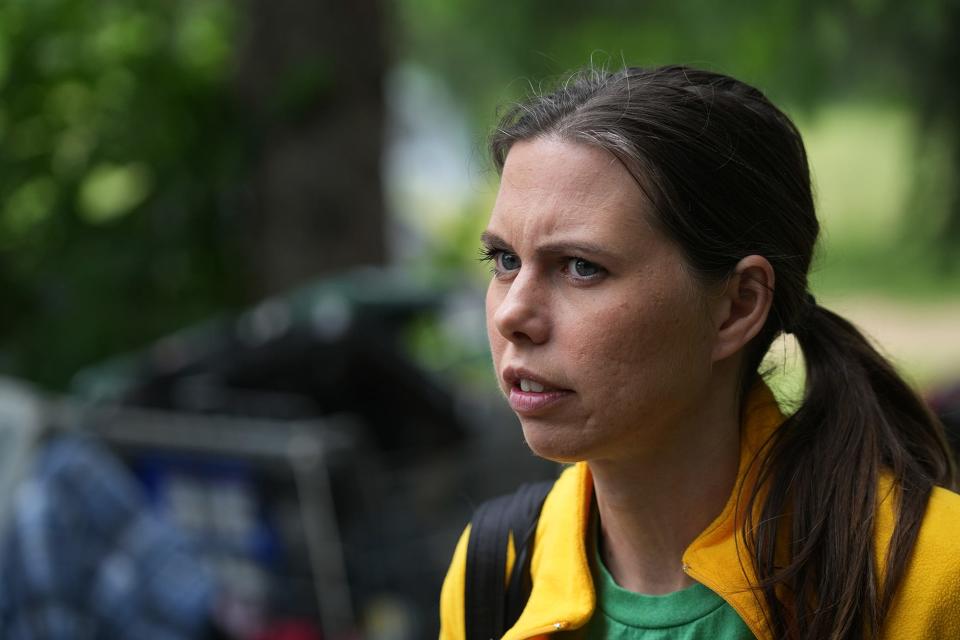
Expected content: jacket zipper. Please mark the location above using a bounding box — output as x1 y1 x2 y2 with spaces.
510 619 570 639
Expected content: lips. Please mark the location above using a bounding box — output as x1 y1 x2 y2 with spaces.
501 366 567 391
501 366 573 415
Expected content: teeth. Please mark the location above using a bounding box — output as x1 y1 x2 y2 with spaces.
520 378 545 393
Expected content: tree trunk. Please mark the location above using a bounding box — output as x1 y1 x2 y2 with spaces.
235 0 387 298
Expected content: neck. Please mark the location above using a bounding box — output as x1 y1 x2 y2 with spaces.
588 377 742 595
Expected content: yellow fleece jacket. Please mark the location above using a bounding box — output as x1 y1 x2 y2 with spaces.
439 382 960 639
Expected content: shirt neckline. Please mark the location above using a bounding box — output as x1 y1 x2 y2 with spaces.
591 510 728 629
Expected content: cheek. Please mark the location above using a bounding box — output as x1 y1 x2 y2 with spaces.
485 285 506 363
569 296 709 389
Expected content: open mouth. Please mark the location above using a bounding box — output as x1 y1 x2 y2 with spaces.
502 366 567 393
516 378 553 393
503 368 573 414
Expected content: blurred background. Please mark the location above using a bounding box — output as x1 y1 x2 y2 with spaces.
0 0 958 638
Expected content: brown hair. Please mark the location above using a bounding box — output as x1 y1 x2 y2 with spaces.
489 65 956 639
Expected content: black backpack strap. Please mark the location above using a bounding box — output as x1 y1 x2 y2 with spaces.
464 480 554 640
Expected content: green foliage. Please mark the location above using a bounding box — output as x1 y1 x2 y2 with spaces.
396 0 834 125
3 0 958 391
0 0 242 388
394 0 960 255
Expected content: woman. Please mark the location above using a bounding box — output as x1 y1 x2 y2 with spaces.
439 65 960 640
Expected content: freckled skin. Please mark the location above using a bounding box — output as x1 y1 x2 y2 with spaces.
485 137 718 464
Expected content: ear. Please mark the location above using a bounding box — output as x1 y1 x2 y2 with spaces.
711 255 775 362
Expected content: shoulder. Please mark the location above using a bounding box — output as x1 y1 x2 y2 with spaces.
916 485 960 555
439 523 471 640
905 485 960 582
903 485 960 579
882 485 960 638
438 467 578 640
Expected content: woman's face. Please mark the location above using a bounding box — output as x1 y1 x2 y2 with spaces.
483 137 719 463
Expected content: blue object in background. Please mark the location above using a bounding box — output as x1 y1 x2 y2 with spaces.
132 453 281 568
0 434 216 639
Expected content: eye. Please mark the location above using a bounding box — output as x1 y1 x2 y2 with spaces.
567 257 601 279
498 252 521 272
478 245 520 276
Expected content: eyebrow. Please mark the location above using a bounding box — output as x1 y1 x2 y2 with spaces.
480 231 512 250
480 231 618 260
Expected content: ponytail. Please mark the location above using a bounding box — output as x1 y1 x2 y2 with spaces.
743 300 956 639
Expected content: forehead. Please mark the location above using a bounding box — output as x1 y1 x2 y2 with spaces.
487 137 653 250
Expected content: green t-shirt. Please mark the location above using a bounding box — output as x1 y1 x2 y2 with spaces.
561 519 754 639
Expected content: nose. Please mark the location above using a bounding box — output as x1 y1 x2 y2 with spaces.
490 269 550 345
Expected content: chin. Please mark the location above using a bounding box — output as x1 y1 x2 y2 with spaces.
520 420 589 464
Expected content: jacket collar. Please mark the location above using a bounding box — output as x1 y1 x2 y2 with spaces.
504 381 784 640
